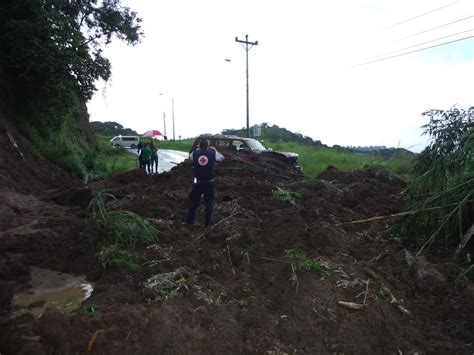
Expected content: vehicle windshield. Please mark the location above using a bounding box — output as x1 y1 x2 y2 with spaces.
245 139 266 151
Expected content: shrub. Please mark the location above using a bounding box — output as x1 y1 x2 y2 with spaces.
392 107 474 254
88 191 158 247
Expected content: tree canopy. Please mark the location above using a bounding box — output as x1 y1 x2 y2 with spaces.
0 0 143 134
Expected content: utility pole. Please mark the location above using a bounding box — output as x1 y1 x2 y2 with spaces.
235 34 258 138
172 98 175 141
163 112 167 139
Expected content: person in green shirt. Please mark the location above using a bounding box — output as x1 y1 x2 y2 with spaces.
139 142 152 173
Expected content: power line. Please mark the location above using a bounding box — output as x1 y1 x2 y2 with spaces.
353 34 474 67
400 15 474 40
385 1 458 30
381 28 474 57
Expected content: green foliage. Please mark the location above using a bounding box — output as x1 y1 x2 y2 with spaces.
392 107 474 253
285 249 328 277
91 121 138 136
155 139 194 152
88 190 159 247
223 123 326 147
273 187 302 206
99 244 144 271
243 250 251 264
91 136 137 178
267 142 414 178
85 303 101 315
0 0 143 169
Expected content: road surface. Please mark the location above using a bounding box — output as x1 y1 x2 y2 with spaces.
127 148 189 174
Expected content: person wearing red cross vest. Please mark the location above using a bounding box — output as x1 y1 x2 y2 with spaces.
186 139 224 226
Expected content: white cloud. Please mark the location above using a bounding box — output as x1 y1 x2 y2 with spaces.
87 0 474 152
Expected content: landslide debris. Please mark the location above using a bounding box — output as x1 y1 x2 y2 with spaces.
1 150 473 354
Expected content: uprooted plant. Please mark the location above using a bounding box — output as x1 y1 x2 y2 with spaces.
285 249 328 277
273 187 303 206
391 106 473 256
88 190 159 247
99 244 145 271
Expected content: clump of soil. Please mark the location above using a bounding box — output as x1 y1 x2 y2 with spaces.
1 136 473 354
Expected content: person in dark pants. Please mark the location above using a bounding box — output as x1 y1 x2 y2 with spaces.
150 141 159 174
186 139 224 226
139 142 152 173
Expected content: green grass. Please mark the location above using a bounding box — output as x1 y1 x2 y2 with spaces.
154 139 193 152
99 244 144 271
88 190 159 247
285 249 328 277
267 142 414 178
91 136 138 178
273 187 303 206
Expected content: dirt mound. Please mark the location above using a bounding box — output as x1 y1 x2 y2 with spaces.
1 146 473 354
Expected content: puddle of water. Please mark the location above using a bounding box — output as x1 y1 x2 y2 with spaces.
12 267 93 318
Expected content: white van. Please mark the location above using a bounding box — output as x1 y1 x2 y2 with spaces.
110 135 139 148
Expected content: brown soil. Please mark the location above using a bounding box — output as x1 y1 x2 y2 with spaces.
0 125 473 354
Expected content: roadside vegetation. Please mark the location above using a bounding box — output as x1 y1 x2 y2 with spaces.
88 190 158 271
392 107 473 259
155 139 194 152
267 142 414 178
0 1 142 177
92 133 414 180
90 136 137 179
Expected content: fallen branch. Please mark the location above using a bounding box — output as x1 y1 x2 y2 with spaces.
452 224 474 261
194 211 240 241
381 286 412 317
226 244 236 275
330 200 474 226
338 301 364 310
363 279 370 305
87 329 105 353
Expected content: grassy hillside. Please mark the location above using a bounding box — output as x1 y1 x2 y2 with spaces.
91 136 138 179
268 142 414 178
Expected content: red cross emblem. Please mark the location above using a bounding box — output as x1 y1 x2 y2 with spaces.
198 155 209 166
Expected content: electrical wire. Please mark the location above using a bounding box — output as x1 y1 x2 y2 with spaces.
400 15 474 40
352 34 474 67
384 1 458 30
381 28 474 57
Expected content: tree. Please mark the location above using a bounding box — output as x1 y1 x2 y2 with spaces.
0 0 143 135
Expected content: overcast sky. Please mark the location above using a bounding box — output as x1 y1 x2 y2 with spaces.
86 0 474 152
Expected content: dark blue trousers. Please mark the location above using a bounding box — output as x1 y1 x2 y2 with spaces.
186 181 215 226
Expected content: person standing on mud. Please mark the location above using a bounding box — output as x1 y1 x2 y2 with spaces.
150 140 159 174
139 142 152 173
186 139 224 226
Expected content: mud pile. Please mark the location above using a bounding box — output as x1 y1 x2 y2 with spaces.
1 151 473 354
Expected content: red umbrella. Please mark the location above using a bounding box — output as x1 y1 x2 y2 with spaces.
142 129 162 137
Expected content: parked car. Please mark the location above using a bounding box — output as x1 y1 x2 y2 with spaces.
191 134 302 171
110 135 139 149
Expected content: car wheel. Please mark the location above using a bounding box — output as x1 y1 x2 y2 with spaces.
131 144 136 149
115 144 120 148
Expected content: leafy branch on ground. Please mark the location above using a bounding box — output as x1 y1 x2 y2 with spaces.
285 249 328 277
88 190 158 247
99 244 144 271
273 187 303 206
